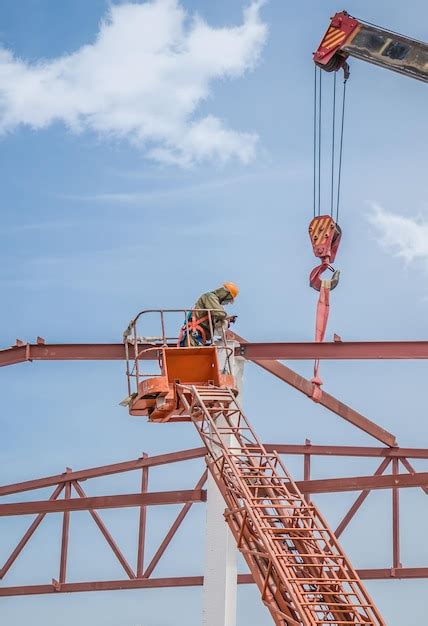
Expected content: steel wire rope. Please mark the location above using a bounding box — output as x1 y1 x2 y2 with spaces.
318 69 322 216
313 65 317 218
336 79 347 224
330 72 337 217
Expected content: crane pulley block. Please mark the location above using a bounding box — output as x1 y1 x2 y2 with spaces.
308 215 342 291
309 215 341 262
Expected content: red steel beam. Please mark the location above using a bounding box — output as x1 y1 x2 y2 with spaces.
0 490 206 517
230 333 397 447
400 457 428 495
250 359 396 446
334 458 392 538
4 340 428 367
143 471 208 578
0 343 129 367
59 481 71 584
3 446 428 499
2 569 428 596
238 341 428 360
0 484 64 579
0 448 206 496
297 471 428 494
392 458 401 569
137 455 149 577
73 481 136 579
265 444 428 459
4 469 428 517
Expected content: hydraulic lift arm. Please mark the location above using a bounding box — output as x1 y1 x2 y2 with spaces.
314 11 428 83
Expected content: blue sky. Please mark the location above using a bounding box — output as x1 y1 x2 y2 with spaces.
0 1 427 624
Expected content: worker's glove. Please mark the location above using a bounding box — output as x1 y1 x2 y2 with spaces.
227 315 238 325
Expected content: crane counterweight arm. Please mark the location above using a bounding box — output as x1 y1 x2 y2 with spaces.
314 11 428 83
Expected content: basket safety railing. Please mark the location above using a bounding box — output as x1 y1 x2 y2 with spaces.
123 309 233 398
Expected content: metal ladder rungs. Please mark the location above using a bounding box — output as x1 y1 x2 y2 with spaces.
186 384 384 626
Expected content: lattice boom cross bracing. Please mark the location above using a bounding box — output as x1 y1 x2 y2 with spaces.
177 384 384 626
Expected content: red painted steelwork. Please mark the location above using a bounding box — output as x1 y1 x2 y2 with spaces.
143 471 208 578
238 341 428 360
3 569 428 597
4 448 428 501
59 481 71 584
334 458 391 538
231 332 397 447
137 455 149 577
267 444 428 458
0 484 64 580
0 490 206 517
298 470 428 494
2 447 428 597
0 448 205 497
177 384 385 625
5 340 428 367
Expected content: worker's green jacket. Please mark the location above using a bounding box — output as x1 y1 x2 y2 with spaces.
192 287 229 343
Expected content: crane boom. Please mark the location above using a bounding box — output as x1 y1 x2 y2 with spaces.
314 11 428 82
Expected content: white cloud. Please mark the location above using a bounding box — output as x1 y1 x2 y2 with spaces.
368 203 428 264
0 0 267 165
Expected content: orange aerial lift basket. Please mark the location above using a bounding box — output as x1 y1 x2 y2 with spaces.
130 346 236 421
122 309 236 422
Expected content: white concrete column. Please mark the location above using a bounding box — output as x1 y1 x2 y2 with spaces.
202 342 244 626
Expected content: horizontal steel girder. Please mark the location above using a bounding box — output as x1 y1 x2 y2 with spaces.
3 469 428 516
3 340 428 366
298 471 428 494
1 569 428 596
2 446 428 498
0 490 206 516
0 449 206 496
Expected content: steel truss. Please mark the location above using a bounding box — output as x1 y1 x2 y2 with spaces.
1 442 428 598
1 331 428 608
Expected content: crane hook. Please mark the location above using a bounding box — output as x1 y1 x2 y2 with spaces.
309 262 340 291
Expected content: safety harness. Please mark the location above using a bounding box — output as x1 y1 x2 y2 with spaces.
177 311 209 347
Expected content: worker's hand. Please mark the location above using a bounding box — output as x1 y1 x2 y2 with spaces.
227 315 238 325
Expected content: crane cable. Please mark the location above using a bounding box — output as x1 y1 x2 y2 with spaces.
310 68 348 401
313 68 347 221
336 78 347 224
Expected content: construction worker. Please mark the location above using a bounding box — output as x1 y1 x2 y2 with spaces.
178 282 239 347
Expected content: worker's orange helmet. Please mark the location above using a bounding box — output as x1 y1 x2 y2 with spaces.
223 282 239 300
